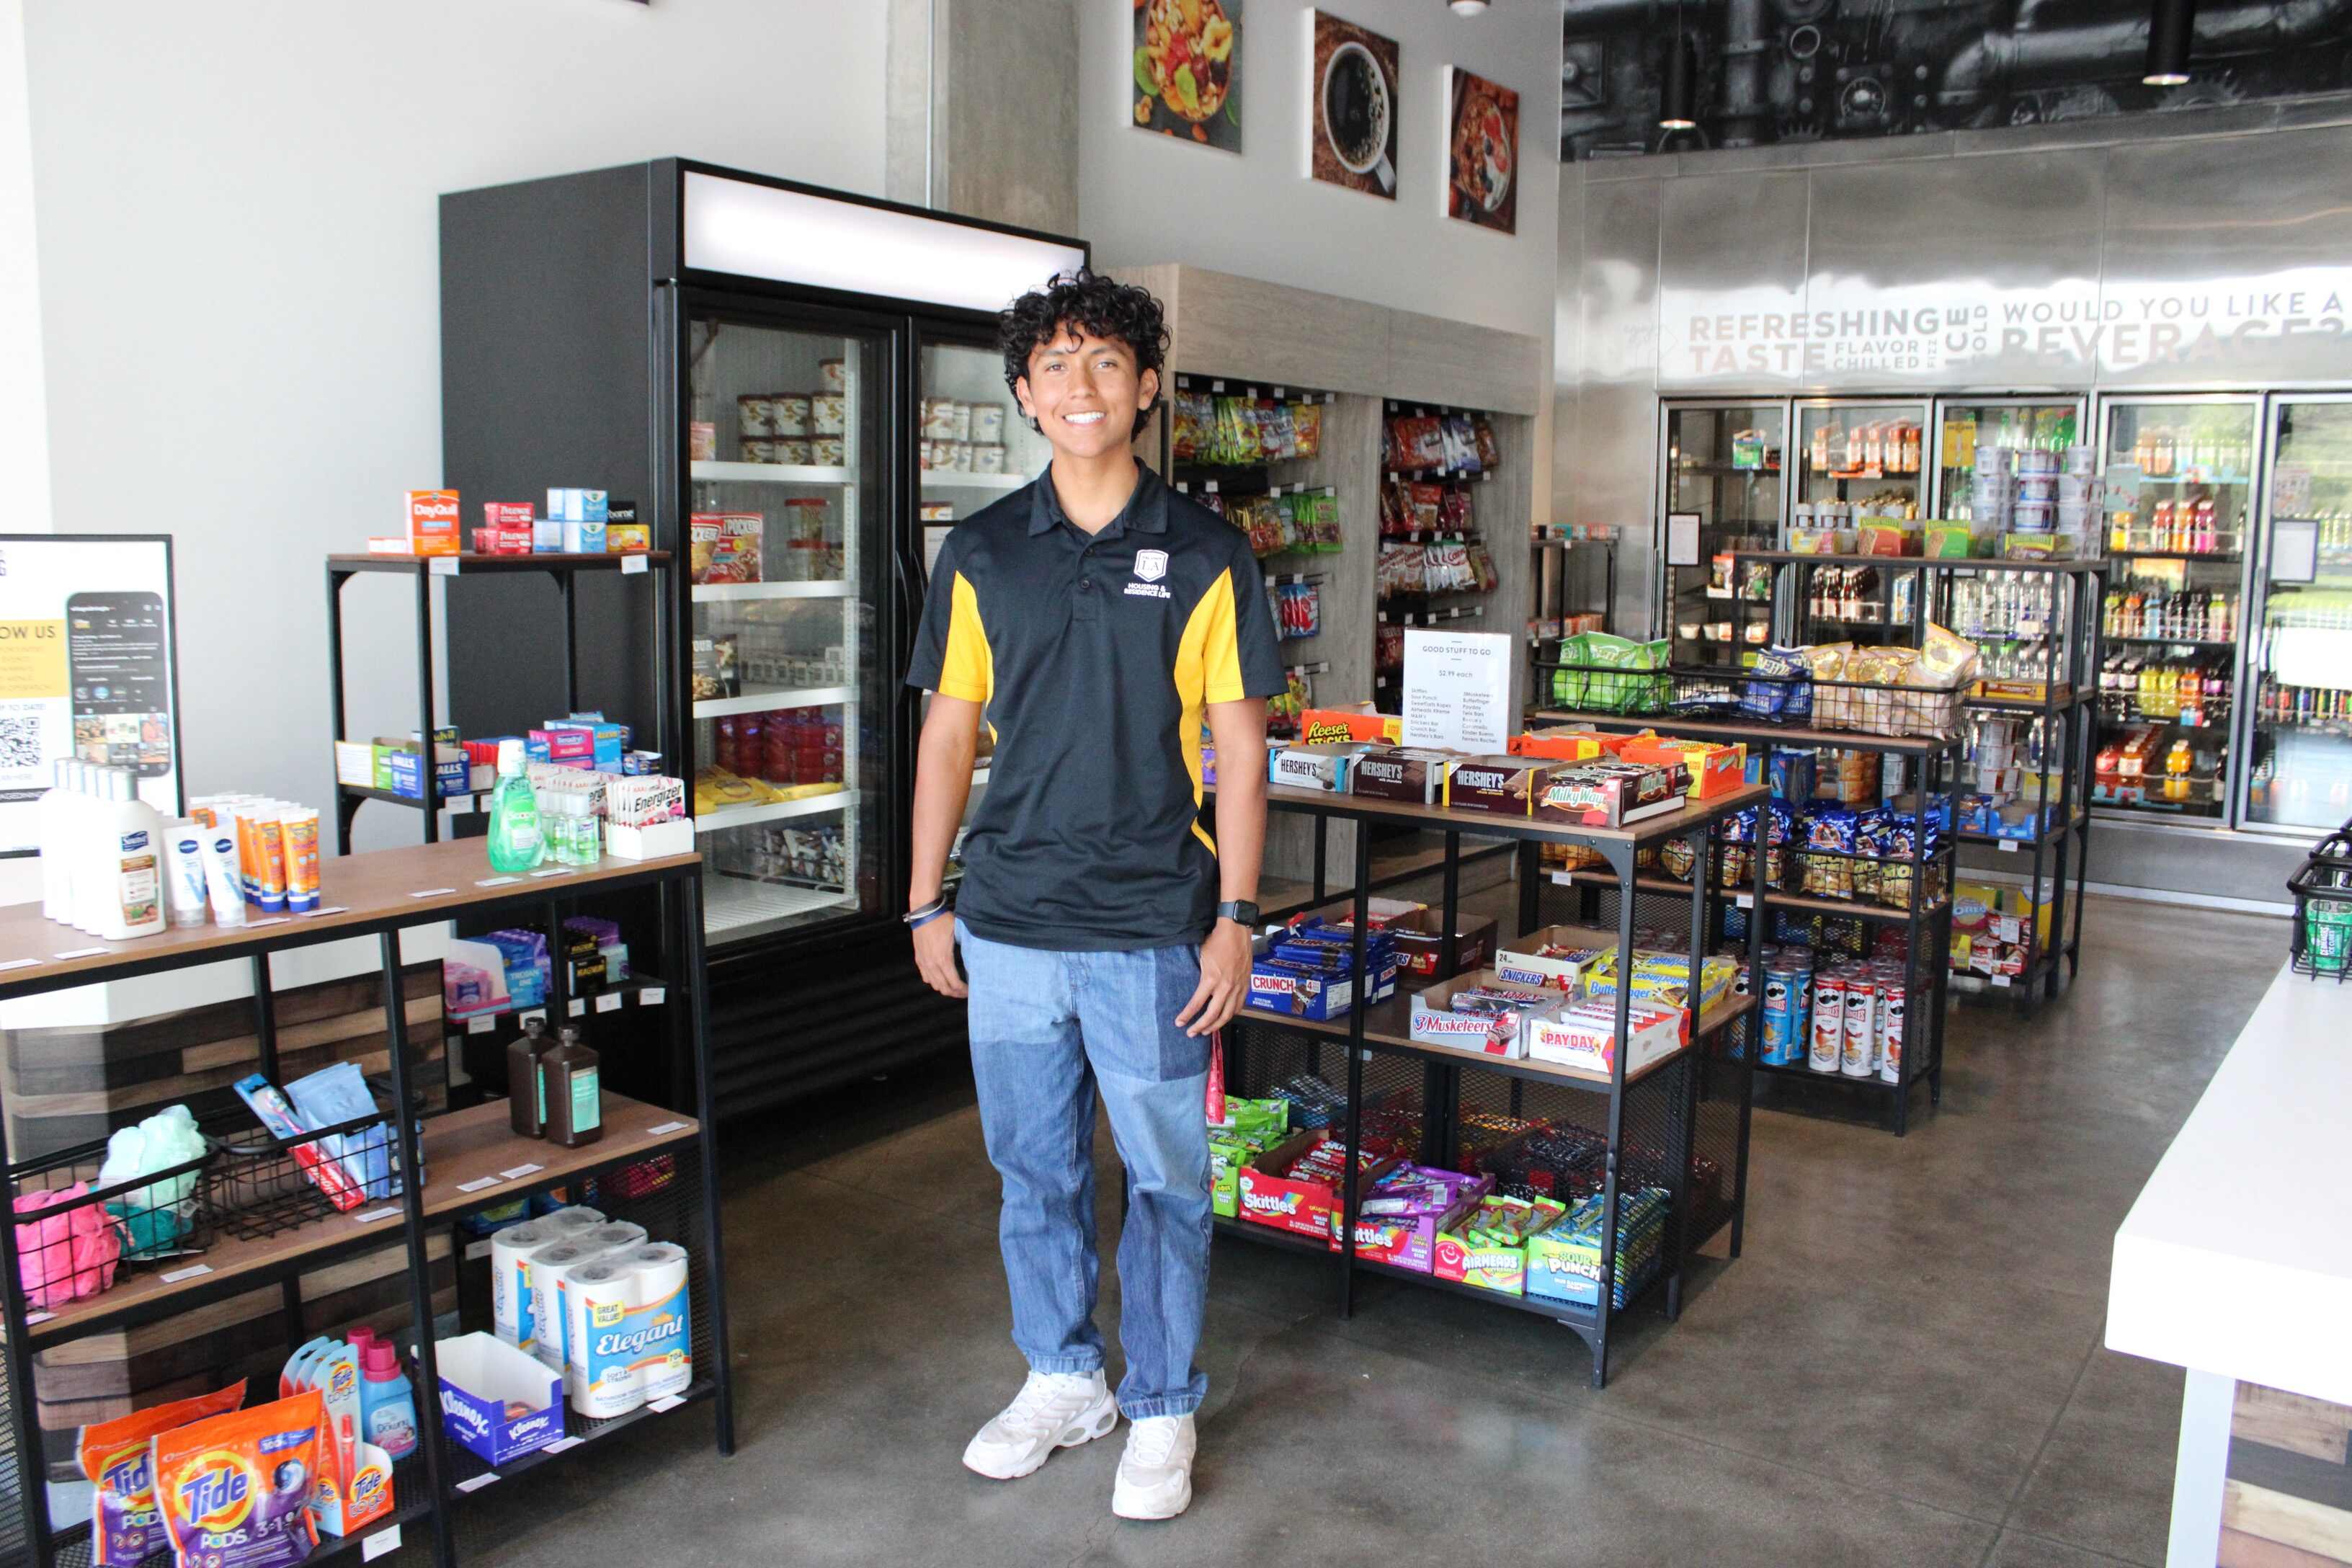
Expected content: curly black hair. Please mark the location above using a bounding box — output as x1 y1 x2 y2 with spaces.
999 269 1169 439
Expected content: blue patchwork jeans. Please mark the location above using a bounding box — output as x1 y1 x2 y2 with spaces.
956 922 1213 1419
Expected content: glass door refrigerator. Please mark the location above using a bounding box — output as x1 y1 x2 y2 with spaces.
2242 394 2352 834
913 331 1055 888
441 160 1085 1110
2088 395 2261 825
1788 398 1931 643
1657 401 1785 667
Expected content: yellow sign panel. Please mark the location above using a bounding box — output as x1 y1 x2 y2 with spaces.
0 620 66 700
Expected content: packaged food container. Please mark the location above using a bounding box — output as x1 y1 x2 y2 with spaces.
737 396 775 439
777 438 815 466
689 422 717 461
812 393 847 436
2055 473 2097 502
949 442 974 472
771 395 812 437
2015 447 2059 476
811 436 845 468
2064 444 2099 474
972 443 1006 473
739 438 777 464
971 404 1006 443
2015 476 2058 502
2013 500 2055 533
2055 500 2095 531
1975 445 2015 476
918 502 954 522
946 401 972 442
922 399 958 439
819 359 845 392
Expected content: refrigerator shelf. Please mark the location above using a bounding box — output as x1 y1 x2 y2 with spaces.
693 683 855 719
704 877 858 936
920 471 1032 491
696 788 855 835
690 579 855 602
690 460 855 486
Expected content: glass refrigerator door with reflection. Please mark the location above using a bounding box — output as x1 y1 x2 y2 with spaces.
1792 398 1930 530
2243 396 2352 833
1930 398 2086 522
916 335 1051 884
2088 397 2259 824
685 311 891 943
1659 402 1783 668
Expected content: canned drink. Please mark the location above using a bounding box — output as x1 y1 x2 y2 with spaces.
1808 974 1845 1072
1841 977 1878 1077
1879 985 1907 1084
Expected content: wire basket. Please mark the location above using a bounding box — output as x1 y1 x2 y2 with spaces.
1538 660 1972 741
202 1078 426 1241
2287 829 2352 982
9 1135 215 1311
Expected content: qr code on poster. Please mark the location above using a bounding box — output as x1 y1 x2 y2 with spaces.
0 716 41 771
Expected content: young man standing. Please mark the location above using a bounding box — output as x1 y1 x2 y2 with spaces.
903 271 1281 1520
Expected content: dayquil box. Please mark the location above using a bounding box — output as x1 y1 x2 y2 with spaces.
404 489 461 556
1233 1131 1399 1248
1433 1195 1568 1296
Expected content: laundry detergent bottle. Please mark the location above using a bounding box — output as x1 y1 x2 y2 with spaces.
359 1342 418 1458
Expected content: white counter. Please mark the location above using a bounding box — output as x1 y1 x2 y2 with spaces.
2107 958 2352 1565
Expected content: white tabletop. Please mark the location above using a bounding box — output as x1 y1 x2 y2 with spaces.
2107 960 2352 1407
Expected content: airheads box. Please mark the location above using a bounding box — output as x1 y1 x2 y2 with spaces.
434 1332 564 1466
1433 1194 1567 1296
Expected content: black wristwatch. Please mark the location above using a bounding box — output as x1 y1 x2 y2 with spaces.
1216 899 1262 928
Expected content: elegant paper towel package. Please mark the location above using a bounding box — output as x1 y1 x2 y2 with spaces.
563 1242 693 1418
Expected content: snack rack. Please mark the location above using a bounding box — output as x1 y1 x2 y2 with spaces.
1729 551 2106 1015
1525 696 1964 1133
1219 782 1768 1389
1372 400 1510 718
324 552 674 855
0 841 734 1568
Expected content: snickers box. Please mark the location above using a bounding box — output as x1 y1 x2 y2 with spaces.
1534 760 1690 829
1268 743 1368 794
1441 757 1559 817
1349 746 1455 806
1492 922 1621 992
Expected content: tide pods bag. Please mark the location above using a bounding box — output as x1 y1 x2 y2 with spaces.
80 1381 248 1565
153 1389 324 1568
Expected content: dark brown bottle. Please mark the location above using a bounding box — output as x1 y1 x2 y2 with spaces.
506 1017 553 1137
538 1025 602 1149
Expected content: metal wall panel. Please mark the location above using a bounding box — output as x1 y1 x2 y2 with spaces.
1573 176 1663 631
2101 124 2352 388
1656 172 1810 392
1801 153 2104 392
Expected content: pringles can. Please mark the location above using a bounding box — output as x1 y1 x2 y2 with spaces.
1841 976 1879 1078
1808 972 1845 1073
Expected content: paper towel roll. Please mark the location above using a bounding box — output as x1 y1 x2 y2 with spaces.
540 1205 607 1233
564 1260 645 1419
525 1240 607 1370
618 1244 692 1399
489 1222 558 1347
572 1221 647 1254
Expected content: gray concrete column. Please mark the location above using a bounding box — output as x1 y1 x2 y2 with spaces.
887 0 1078 238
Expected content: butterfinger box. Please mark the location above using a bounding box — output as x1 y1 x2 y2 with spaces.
1349 746 1455 805
1234 1131 1400 1247
1442 756 1559 816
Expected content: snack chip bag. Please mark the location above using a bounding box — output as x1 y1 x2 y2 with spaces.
81 1381 249 1565
152 1389 324 1568
1291 400 1323 459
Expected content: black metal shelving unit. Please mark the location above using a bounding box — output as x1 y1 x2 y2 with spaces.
324 552 673 855
1219 783 1768 1389
0 842 733 1568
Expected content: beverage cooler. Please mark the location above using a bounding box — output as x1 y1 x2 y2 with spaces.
1658 402 1783 667
2244 395 2352 834
441 161 1085 1110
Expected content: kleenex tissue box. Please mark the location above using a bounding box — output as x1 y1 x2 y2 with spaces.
435 1333 563 1465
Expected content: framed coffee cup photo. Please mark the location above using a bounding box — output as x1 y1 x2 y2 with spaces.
1307 10 1398 200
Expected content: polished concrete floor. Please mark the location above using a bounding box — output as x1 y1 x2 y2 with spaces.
450 894 2284 1567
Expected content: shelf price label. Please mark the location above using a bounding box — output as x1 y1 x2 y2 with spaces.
621 554 649 575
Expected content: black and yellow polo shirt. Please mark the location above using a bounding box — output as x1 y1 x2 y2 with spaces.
906 463 1284 951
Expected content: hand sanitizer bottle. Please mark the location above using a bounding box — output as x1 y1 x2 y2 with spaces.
486 739 545 873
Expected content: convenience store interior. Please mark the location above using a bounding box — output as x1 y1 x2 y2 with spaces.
5 2 2351 1566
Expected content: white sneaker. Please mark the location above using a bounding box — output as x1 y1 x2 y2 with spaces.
1111 1414 1196 1520
961 1370 1119 1480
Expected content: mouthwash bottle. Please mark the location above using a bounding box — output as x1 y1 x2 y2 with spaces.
486 739 544 873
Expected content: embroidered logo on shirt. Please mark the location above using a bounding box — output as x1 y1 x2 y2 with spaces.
1126 548 1172 599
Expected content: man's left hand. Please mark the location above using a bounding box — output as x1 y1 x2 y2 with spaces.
1177 919 1252 1038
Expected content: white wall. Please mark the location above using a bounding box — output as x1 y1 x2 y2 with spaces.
22 0 887 847
1077 0 1561 343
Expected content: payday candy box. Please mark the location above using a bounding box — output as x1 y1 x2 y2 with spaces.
1235 1130 1402 1247
1522 996 1688 1079
1442 757 1560 816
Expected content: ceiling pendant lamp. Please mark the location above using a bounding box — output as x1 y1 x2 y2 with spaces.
1448 0 1491 14
1660 17 1698 130
2144 0 2195 85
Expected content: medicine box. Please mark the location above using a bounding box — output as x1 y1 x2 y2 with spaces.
334 740 378 789
546 488 609 524
1233 1130 1401 1249
404 489 461 556
435 1332 564 1466
561 517 607 555
375 739 468 801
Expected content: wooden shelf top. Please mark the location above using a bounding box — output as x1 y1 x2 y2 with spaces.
1252 780 1770 848
0 841 700 999
1530 708 1961 757
25 1095 699 1345
328 551 672 574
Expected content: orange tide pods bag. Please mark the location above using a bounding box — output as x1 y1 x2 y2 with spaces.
79 1381 248 1564
152 1390 326 1568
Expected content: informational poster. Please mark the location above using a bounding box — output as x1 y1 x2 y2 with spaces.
2273 463 2315 518
1400 628 1510 754
0 536 182 855
1665 512 1702 568
2101 463 2144 515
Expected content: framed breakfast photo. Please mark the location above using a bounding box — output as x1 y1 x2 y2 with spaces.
1445 66 1518 233
1306 10 1397 199
1134 0 1242 153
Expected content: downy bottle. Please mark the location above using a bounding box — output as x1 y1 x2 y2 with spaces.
486 738 544 873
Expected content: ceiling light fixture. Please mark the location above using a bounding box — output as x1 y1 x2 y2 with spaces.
1448 0 1491 14
1660 13 1698 130
2144 0 2195 84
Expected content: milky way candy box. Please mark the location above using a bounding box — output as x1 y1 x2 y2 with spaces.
1350 747 1456 806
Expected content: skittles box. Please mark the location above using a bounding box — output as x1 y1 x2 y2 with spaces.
1234 1130 1399 1247
1351 1165 1491 1274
